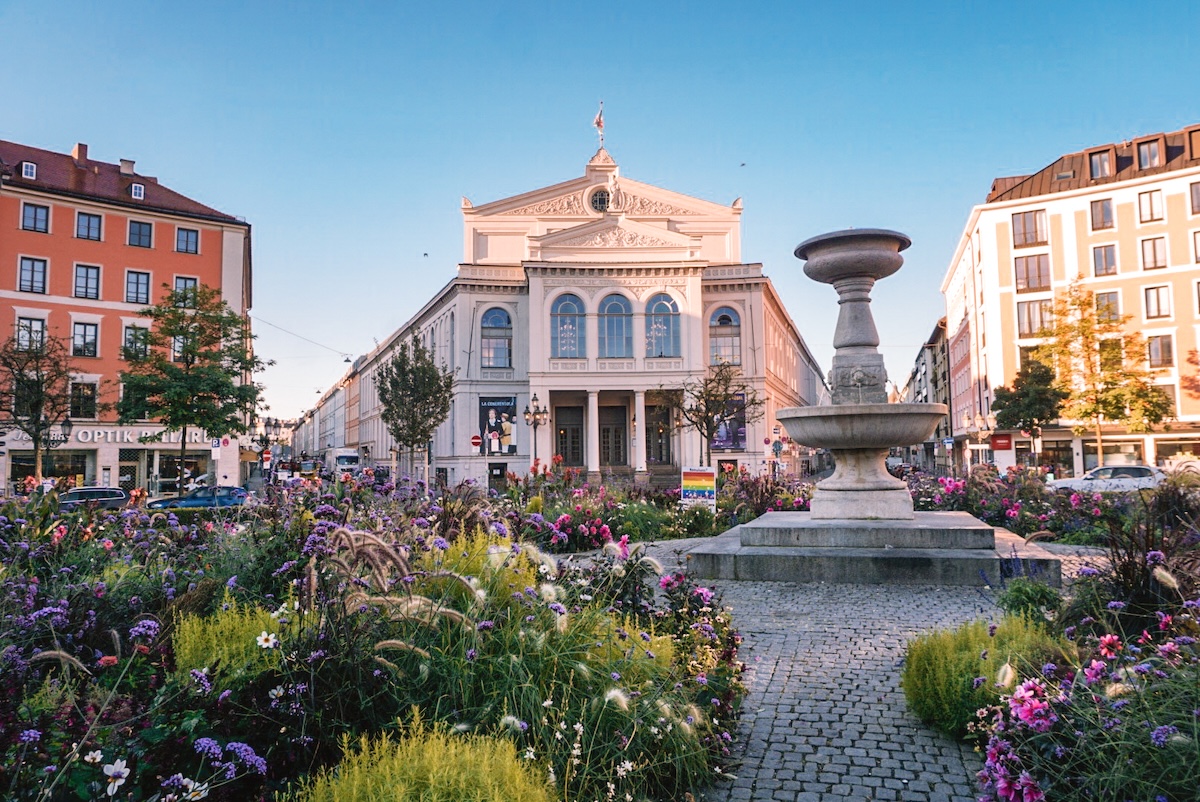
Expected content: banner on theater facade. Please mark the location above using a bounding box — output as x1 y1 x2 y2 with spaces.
479 396 517 456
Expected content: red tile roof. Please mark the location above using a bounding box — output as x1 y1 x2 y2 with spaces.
986 124 1200 203
0 140 243 223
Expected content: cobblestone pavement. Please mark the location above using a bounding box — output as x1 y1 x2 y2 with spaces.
639 539 998 802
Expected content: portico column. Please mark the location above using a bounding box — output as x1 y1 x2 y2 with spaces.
586 390 600 478
634 390 647 473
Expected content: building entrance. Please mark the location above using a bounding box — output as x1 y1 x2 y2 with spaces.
555 406 584 466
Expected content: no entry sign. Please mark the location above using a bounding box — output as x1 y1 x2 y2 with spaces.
470 434 483 448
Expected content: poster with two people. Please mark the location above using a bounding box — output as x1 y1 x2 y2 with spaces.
479 397 517 455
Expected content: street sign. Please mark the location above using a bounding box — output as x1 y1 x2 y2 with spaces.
470 434 483 448
942 437 954 447
263 449 273 465
221 436 231 447
211 438 221 450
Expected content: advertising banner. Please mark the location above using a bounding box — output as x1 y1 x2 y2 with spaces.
680 466 717 512
479 397 517 456
710 394 747 450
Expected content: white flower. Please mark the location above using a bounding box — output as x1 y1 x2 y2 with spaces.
84 750 103 764
524 747 535 760
616 759 634 778
572 721 584 734
543 698 554 708
256 631 278 649
181 777 210 800
500 715 522 732
269 685 285 700
103 758 129 796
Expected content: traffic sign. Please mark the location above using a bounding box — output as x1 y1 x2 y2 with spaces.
942 437 954 447
470 434 483 448
263 449 273 464
211 438 221 450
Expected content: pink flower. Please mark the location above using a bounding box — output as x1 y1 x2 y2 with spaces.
1069 493 1081 508
1098 634 1122 659
101 539 115 551
1091 507 1101 516
1083 659 1107 684
1017 771 1044 802
616 535 629 559
97 655 118 668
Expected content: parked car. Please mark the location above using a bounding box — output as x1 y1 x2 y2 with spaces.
1047 464 1167 493
59 486 131 511
147 486 248 510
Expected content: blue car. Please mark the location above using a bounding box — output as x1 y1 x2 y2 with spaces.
147 486 248 510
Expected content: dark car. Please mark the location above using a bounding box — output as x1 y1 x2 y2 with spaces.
147 486 248 510
59 487 131 511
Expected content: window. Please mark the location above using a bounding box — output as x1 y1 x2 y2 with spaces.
645 293 680 357
72 322 98 357
480 307 512 368
128 220 152 248
1195 231 1200 263
1147 335 1174 368
176 227 199 254
1155 384 1177 417
590 190 610 212
126 271 151 304
1095 291 1120 323
1192 182 1200 215
21 203 49 232
1099 339 1123 371
1137 140 1161 169
1012 210 1047 247
70 383 98 419
120 384 150 420
131 183 145 200
597 294 633 358
18 257 47 293
1014 254 1050 292
1144 286 1171 319
1090 199 1114 230
550 294 585 358
174 276 198 307
709 307 742 365
16 318 45 350
123 326 149 359
1093 244 1117 276
1138 190 1163 223
1016 299 1052 336
172 335 188 362
1141 237 1167 270
21 162 36 179
72 264 100 300
76 212 101 240
1089 151 1111 178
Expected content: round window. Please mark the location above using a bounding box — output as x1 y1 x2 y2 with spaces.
590 189 610 212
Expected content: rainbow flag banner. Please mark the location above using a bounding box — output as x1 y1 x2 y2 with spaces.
680 467 717 511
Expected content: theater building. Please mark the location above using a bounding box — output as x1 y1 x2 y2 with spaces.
299 147 826 487
0 140 252 493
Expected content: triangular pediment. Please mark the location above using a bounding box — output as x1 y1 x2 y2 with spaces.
529 217 701 263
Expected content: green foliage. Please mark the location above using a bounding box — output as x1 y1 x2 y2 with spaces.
669 362 765 467
990 360 1066 440
0 332 75 480
902 617 1071 740
996 577 1061 624
172 594 282 692
375 330 454 456
289 722 553 802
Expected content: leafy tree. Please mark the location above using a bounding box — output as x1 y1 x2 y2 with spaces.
1032 282 1172 466
0 329 75 482
375 331 455 481
990 360 1066 464
670 362 765 467
118 284 267 494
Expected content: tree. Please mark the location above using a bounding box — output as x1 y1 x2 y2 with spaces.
118 284 267 494
670 362 765 467
0 329 75 482
1032 282 1172 466
990 360 1066 465
375 331 454 482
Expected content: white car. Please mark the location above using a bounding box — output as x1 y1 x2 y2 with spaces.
1048 464 1167 493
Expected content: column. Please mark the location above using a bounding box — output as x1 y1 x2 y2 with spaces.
586 390 600 477
634 390 647 474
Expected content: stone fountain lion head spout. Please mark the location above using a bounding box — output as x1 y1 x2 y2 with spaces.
778 229 947 520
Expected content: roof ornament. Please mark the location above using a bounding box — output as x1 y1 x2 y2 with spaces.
593 101 604 146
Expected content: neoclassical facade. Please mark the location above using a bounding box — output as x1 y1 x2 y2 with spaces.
300 148 825 486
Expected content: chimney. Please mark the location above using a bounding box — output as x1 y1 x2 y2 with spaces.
72 143 88 162
119 159 135 175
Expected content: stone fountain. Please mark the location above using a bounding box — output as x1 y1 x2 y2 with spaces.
688 229 1061 586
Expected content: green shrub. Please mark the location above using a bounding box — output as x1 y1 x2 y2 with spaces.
996 577 1061 624
291 723 552 802
172 593 282 692
902 616 1071 740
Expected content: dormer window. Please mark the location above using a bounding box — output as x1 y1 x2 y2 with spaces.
21 162 36 179
1137 140 1161 170
131 183 145 200
1088 150 1111 179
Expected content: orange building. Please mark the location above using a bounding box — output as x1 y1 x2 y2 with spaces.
0 140 251 493
942 124 1200 476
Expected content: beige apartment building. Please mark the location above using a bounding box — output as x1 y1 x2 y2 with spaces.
942 124 1200 477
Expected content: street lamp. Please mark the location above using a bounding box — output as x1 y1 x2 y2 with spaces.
523 393 549 462
961 412 997 466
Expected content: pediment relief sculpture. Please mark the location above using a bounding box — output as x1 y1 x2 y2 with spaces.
554 227 678 248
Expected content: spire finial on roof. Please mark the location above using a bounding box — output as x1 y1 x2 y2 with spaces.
593 101 604 146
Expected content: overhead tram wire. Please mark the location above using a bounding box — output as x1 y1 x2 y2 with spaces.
251 315 353 362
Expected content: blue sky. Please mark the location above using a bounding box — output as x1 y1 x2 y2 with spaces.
3 1 1197 419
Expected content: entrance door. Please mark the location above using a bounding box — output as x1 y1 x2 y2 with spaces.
487 463 508 493
555 406 584 466
645 404 673 466
599 406 627 466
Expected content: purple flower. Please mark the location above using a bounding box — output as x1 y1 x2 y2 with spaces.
129 619 160 641
477 620 495 631
225 741 267 774
1146 550 1165 565
973 676 987 689
432 537 450 550
194 737 222 759
190 668 212 694
1150 725 1178 747
466 648 477 662
611 672 621 681
547 602 567 615
1077 566 1100 577
1106 601 1126 610
18 729 41 743
1041 663 1057 676
226 575 238 588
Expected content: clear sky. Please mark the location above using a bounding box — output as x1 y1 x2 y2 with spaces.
3 1 1197 419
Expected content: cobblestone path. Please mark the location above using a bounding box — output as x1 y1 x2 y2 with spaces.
691 581 994 802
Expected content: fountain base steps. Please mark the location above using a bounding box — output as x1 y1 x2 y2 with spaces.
687 512 1061 587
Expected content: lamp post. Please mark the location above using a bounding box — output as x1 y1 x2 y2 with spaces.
523 393 549 463
961 412 997 468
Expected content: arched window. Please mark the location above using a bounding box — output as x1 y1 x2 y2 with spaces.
597 294 633 358
709 306 741 365
551 294 586 358
480 307 512 368
645 292 680 357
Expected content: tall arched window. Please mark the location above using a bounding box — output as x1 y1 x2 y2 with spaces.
645 292 680 357
709 306 741 365
597 294 633 358
480 307 512 368
551 294 586 358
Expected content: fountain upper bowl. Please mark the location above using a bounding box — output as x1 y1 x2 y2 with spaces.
794 229 911 285
777 403 947 450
